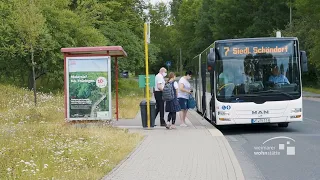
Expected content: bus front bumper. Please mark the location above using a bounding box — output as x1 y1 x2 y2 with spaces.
215 115 303 125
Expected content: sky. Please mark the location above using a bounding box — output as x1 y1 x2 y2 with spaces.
148 0 171 5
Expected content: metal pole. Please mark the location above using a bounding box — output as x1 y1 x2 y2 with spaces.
144 23 151 129
64 56 67 120
115 57 119 121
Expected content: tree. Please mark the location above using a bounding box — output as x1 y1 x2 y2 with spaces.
147 2 174 73
11 0 47 106
175 0 202 66
170 0 183 23
282 0 320 84
1 0 151 93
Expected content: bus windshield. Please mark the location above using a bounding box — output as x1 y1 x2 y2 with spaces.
215 53 301 102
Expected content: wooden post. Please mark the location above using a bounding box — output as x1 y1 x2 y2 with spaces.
115 57 119 121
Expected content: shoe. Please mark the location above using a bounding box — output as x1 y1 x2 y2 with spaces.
166 121 171 129
160 119 166 126
171 125 176 129
180 123 187 127
165 121 171 129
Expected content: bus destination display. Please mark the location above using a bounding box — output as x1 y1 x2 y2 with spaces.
217 41 293 58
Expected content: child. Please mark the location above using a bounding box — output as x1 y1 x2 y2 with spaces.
165 72 181 129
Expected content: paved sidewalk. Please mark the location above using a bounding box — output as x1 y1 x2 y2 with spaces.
103 109 245 180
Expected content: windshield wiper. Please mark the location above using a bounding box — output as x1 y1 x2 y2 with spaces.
253 90 294 100
232 94 259 98
227 94 259 102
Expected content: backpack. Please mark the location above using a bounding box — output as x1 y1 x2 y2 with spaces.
162 82 174 101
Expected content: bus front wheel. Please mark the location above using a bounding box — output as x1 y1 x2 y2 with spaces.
278 123 289 128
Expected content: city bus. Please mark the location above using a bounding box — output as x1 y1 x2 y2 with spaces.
189 37 308 127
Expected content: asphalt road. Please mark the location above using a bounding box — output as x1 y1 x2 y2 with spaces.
219 98 320 180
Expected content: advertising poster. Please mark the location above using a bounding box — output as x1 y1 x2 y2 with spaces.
66 56 111 120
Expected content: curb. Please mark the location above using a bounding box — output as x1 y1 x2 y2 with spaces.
219 134 246 180
101 134 147 180
303 97 320 102
303 96 320 98
302 91 320 98
188 110 245 180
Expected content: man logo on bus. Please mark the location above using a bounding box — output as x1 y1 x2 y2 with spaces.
252 110 269 114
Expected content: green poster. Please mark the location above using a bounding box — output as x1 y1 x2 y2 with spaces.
66 57 111 120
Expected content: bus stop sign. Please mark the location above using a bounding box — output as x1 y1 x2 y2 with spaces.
166 61 171 67
138 74 155 88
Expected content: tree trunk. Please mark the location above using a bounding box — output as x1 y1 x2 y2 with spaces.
28 71 33 90
31 45 37 106
21 70 25 86
12 70 16 83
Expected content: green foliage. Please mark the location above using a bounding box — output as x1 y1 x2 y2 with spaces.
2 0 320 90
11 0 47 48
281 0 320 85
0 0 148 92
175 0 202 61
162 0 320 85
117 78 143 97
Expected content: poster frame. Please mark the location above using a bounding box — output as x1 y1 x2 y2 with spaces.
65 56 112 121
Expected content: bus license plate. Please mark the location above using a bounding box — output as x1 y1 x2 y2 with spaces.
251 118 270 124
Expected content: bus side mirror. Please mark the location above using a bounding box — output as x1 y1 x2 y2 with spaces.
207 48 215 71
300 50 308 72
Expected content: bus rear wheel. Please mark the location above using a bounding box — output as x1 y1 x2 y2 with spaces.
278 123 289 128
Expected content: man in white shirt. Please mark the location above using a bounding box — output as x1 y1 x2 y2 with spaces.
154 67 167 126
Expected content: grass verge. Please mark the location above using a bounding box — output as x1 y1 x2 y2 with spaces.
303 86 320 94
112 78 147 119
0 84 143 179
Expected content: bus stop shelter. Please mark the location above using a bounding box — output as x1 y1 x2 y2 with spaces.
61 46 127 121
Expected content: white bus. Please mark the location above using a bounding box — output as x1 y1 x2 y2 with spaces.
190 37 308 127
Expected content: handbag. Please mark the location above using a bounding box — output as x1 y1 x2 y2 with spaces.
187 94 196 109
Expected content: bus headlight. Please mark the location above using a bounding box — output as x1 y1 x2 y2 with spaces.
290 115 302 118
291 108 302 113
219 118 231 121
218 111 230 116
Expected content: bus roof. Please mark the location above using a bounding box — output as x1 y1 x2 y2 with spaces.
192 42 215 59
215 37 298 43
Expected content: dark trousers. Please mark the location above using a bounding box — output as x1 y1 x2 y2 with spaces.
167 112 176 124
154 91 165 125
